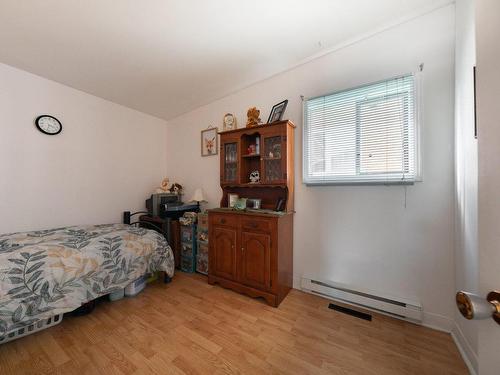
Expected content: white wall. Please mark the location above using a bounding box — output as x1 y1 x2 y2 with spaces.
453 0 479 372
166 6 456 329
0 63 167 233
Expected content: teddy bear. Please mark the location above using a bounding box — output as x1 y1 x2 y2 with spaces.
155 177 170 193
246 107 261 128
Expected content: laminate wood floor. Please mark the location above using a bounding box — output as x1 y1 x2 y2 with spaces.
0 273 468 375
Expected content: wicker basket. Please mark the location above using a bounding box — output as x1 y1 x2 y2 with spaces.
0 314 64 344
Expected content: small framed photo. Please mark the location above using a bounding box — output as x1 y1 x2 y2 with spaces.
267 99 289 124
201 127 218 157
223 113 237 131
228 193 239 208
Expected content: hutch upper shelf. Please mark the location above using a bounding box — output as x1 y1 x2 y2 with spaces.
218 120 295 212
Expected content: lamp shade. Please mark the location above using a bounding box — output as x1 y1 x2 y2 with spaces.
190 188 207 203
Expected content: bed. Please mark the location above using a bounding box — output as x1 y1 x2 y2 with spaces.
0 222 174 342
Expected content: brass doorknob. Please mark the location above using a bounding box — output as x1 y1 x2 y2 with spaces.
456 290 500 325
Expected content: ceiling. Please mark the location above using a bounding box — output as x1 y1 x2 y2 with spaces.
0 0 448 120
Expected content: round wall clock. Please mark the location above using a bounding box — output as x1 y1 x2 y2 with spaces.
223 113 237 131
35 115 62 135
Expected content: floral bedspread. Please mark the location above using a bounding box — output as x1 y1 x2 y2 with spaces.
0 223 174 338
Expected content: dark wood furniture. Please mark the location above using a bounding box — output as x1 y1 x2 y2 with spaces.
208 120 295 307
137 215 181 268
122 211 173 283
219 120 295 211
169 220 181 269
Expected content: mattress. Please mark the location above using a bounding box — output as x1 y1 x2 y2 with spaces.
0 223 174 339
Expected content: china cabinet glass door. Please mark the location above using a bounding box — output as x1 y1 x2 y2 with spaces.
223 142 238 183
262 136 284 183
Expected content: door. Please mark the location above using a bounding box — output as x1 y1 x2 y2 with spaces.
239 231 271 291
221 139 239 184
261 134 286 184
476 2 500 372
211 226 237 280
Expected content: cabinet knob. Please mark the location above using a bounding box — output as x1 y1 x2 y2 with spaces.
221 218 226 224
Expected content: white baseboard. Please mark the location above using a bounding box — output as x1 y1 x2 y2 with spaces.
421 311 454 332
451 322 478 375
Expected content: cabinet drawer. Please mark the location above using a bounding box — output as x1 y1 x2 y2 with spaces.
181 256 196 273
196 253 208 275
210 214 234 227
180 226 194 242
241 218 272 232
198 213 208 227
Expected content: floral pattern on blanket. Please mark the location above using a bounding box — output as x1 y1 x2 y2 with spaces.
0 224 174 338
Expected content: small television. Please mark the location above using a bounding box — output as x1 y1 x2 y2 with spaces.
146 193 180 216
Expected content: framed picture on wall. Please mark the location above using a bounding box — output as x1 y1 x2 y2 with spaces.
201 126 218 156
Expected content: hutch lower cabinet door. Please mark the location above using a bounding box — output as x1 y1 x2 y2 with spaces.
211 226 238 281
208 210 293 307
240 231 272 291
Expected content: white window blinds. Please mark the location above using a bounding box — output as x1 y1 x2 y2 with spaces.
303 74 419 185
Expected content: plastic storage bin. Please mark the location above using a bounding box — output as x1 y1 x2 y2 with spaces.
181 243 194 258
196 213 209 275
109 288 125 301
181 256 196 273
125 275 147 296
0 314 63 344
181 226 194 242
196 253 208 275
180 222 197 273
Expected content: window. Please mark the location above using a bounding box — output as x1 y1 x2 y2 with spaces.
303 74 419 185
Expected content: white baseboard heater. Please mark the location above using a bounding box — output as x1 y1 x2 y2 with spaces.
301 277 422 322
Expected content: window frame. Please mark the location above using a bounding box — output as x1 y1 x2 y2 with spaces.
302 73 422 186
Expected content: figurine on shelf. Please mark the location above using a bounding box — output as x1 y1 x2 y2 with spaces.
223 113 237 131
273 144 281 158
249 170 260 183
169 182 183 195
155 177 170 193
246 107 261 128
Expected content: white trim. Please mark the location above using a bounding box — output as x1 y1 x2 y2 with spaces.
294 277 463 333
300 276 422 321
421 311 454 332
293 274 302 290
413 68 424 182
451 322 478 375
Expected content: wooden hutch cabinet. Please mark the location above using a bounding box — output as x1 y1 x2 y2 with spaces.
208 120 294 307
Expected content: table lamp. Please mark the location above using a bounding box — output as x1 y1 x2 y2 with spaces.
190 188 207 211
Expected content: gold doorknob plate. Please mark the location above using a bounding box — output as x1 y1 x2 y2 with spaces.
487 291 500 325
456 290 500 325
